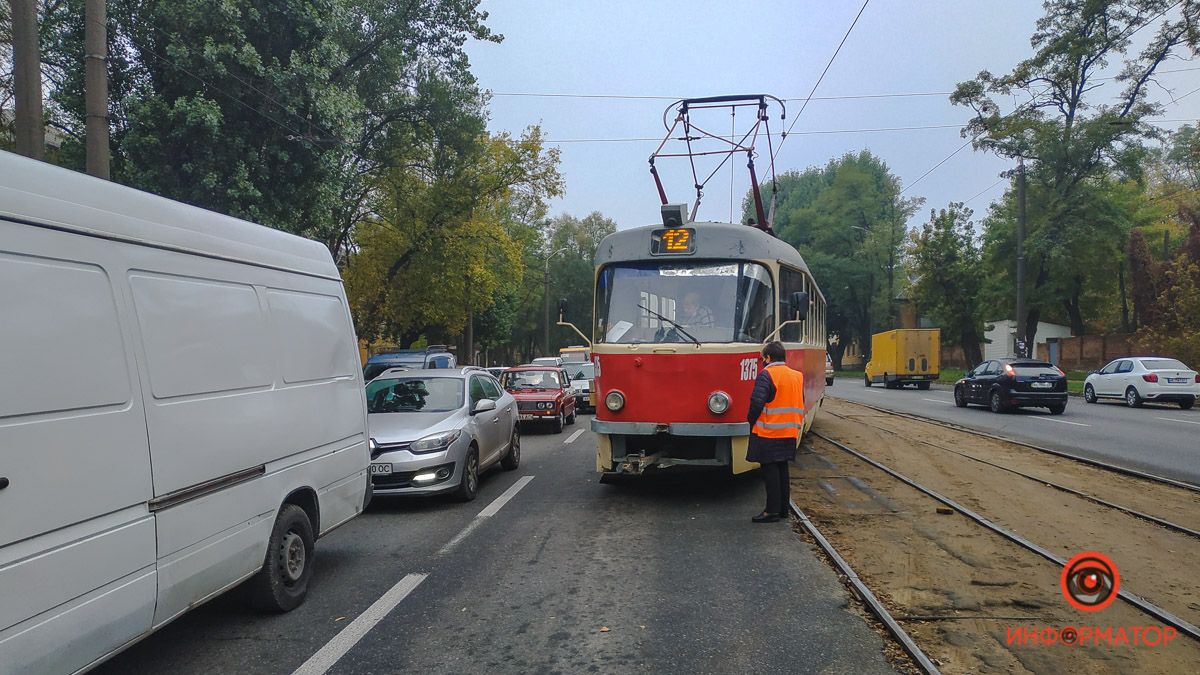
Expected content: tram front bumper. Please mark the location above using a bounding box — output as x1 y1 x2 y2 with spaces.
591 420 756 475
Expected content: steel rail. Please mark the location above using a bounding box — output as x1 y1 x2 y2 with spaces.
829 397 1200 493
824 410 1200 540
811 431 1200 643
787 499 942 675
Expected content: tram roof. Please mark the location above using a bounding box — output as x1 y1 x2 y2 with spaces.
595 221 820 293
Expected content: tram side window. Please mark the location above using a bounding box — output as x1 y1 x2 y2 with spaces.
779 267 805 343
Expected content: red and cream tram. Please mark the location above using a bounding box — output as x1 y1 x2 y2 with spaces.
588 216 827 477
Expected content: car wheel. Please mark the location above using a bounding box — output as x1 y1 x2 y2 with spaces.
454 447 479 502
864 374 871 387
247 504 314 612
917 381 930 391
1125 386 1142 408
989 390 1007 413
500 428 520 470
552 410 564 434
1084 384 1096 404
1048 403 1065 415
954 386 968 408
1180 397 1195 411
567 407 577 425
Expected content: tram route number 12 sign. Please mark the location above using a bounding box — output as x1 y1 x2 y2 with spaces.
650 227 696 255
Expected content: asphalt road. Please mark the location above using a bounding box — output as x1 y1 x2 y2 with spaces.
96 416 897 675
829 379 1200 485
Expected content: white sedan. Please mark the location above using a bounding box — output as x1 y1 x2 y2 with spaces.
1083 357 1199 409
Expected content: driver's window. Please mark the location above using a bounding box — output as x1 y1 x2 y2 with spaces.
481 377 502 400
469 377 487 405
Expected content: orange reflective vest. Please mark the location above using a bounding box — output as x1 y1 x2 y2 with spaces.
753 363 806 439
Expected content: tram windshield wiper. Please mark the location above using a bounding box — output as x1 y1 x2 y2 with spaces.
637 303 701 346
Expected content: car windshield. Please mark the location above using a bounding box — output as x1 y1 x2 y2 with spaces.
503 370 561 389
594 260 774 344
564 363 594 380
365 377 463 413
1140 358 1188 371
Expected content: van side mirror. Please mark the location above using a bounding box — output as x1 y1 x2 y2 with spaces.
791 291 809 321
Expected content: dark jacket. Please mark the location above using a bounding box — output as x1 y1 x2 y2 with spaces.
746 364 799 463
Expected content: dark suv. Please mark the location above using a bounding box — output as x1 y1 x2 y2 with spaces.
954 358 1068 414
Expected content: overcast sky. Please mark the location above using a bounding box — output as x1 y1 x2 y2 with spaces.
464 1 1200 231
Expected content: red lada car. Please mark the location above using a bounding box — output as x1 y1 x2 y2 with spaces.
501 366 578 433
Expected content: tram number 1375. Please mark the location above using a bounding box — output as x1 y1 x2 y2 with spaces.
740 357 759 381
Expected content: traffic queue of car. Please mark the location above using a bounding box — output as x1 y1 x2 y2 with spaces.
361 356 594 503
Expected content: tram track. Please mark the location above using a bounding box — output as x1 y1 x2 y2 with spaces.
808 430 1200 643
829 396 1200 493
790 398 1200 673
824 409 1200 541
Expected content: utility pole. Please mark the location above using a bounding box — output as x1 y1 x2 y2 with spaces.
1015 158 1027 357
84 0 109 178
11 0 45 160
542 247 565 356
887 199 898 328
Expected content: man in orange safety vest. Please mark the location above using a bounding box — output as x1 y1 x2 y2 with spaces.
746 340 805 523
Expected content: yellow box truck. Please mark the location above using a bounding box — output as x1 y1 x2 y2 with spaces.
865 329 941 390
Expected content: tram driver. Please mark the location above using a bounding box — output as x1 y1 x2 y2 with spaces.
677 291 715 328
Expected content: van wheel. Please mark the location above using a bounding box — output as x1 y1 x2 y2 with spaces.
455 448 479 502
1125 387 1142 408
501 429 521 470
864 375 871 387
248 504 314 612
917 381 931 391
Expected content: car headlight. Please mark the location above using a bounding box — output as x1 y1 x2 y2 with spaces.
410 430 461 454
605 390 625 412
369 438 377 452
707 391 731 414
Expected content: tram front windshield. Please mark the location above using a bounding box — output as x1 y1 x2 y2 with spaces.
594 261 774 344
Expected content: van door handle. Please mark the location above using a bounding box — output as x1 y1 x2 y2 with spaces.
0 477 9 490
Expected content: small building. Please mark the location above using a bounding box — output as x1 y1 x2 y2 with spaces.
983 319 1072 361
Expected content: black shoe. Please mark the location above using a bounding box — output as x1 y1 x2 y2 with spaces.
752 512 781 523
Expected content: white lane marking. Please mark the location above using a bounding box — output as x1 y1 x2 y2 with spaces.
1030 416 1090 427
292 573 428 675
1155 416 1200 426
565 429 585 444
438 475 535 555
922 398 951 404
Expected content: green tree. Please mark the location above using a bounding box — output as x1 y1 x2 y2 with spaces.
908 204 986 366
952 0 1198 345
748 151 919 366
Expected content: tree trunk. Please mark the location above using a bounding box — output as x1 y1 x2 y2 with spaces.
11 0 44 160
84 0 109 178
961 329 984 368
1065 276 1085 336
1118 259 1131 333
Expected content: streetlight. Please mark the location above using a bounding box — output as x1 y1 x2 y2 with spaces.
542 247 567 356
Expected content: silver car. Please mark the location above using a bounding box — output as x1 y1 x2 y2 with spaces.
367 368 519 501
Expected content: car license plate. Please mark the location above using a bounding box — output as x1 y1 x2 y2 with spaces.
1168 377 1189 384
1031 382 1053 389
519 414 537 421
370 463 392 476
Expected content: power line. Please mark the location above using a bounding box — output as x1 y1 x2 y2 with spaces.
776 0 872 159
964 177 1007 206
901 139 973 195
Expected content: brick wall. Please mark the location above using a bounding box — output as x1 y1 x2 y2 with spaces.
1038 334 1136 371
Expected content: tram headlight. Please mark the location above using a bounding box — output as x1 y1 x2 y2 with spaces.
605 390 625 412
707 391 731 414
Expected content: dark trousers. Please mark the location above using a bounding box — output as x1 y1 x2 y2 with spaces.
761 460 790 515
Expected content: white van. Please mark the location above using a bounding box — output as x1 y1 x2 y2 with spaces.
0 151 370 673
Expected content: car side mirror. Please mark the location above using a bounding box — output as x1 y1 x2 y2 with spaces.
790 291 809 321
472 399 497 415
